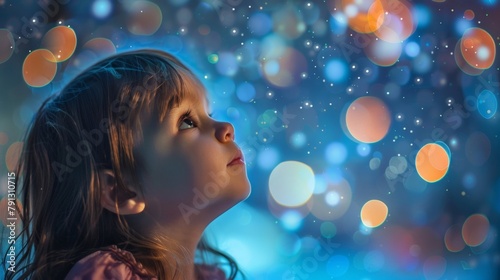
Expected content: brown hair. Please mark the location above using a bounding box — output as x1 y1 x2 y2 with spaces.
4 50 240 279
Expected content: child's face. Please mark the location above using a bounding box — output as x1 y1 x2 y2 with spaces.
136 77 250 225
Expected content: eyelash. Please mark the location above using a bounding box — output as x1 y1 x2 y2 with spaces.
178 110 214 131
179 111 197 130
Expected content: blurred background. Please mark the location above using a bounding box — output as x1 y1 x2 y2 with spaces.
1 0 499 279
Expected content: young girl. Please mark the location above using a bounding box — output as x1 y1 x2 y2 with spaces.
5 50 251 279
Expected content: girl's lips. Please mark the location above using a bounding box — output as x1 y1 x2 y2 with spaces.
227 150 244 166
227 157 245 166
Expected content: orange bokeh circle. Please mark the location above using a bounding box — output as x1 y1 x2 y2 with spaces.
41 26 77 62
374 0 414 43
341 0 385 34
345 96 391 143
360 199 388 228
415 143 450 183
23 49 57 87
460 28 496 70
462 214 490 247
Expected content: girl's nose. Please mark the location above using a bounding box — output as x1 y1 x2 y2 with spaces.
216 121 235 143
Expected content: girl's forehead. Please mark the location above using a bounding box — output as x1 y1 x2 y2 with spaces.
181 77 210 109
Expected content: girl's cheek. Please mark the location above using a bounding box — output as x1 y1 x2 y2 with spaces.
146 152 195 190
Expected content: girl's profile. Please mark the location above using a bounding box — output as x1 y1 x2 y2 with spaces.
5 50 251 279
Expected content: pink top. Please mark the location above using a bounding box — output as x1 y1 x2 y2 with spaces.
64 245 157 280
64 245 227 280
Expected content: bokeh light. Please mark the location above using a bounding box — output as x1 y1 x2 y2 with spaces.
236 82 256 102
5 141 23 171
257 147 280 171
462 214 490 247
435 141 451 158
360 199 388 228
369 157 381 170
470 226 496 254
365 36 403 66
345 96 391 143
92 0 112 19
454 40 482 76
364 250 385 272
356 143 371 157
82 37 116 57
267 190 311 223
330 12 348 35
481 0 498 5
412 4 431 28
302 2 320 24
269 161 315 207
41 26 77 62
0 29 14 64
415 143 450 183
464 9 475 20
412 53 433 74
389 156 408 174
216 52 239 76
325 142 348 164
423 256 447 280
462 172 477 189
477 89 498 119
257 109 279 129
455 18 473 37
444 224 465 252
339 0 385 34
374 0 414 43
325 59 349 83
308 178 352 220
207 53 219 64
22 49 57 87
320 221 337 238
262 47 307 87
289 131 307 149
313 174 328 194
272 5 306 39
248 12 272 36
126 0 163 35
460 28 496 70
404 41 420 57
280 210 303 231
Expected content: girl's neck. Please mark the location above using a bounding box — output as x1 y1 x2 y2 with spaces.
125 213 206 279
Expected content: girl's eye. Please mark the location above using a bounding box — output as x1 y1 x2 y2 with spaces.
179 118 196 130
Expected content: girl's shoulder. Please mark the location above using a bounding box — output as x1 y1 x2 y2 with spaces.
64 245 157 280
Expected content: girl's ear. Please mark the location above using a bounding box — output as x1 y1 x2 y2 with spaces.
99 170 146 215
